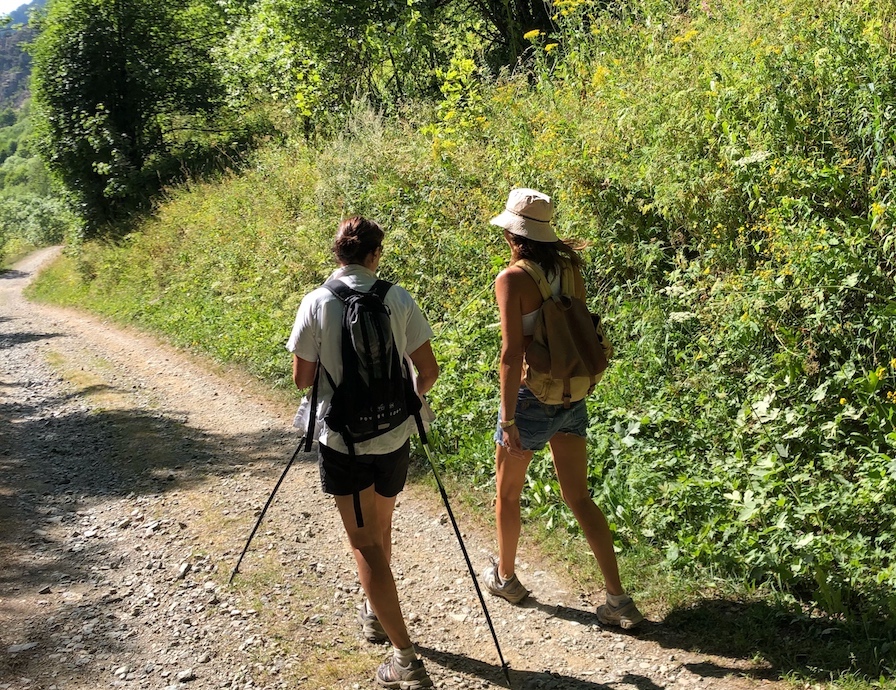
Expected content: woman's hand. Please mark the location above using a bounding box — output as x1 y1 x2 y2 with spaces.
502 424 525 456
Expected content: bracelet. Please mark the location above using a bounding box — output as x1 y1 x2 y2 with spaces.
499 418 516 430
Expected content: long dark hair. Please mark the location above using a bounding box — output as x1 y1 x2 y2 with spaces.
507 234 585 276
332 216 384 265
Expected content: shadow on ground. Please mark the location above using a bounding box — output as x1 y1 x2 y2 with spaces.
518 594 896 685
0 386 317 559
650 598 896 684
420 643 757 689
417 644 615 689
0 269 28 280
0 384 313 685
0 330 64 349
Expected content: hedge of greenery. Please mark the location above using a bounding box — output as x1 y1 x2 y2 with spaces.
31 0 896 624
0 104 74 264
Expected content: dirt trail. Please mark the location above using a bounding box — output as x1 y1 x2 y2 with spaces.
0 248 779 690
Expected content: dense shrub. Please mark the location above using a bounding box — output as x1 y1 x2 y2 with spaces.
31 0 896 624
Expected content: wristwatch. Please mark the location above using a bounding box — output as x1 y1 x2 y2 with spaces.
499 418 516 430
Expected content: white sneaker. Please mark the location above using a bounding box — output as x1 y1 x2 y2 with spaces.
482 561 529 604
596 597 644 630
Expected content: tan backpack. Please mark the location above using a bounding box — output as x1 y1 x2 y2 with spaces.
516 259 612 408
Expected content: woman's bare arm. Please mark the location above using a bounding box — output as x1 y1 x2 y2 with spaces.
409 340 439 396
496 268 527 452
292 354 317 390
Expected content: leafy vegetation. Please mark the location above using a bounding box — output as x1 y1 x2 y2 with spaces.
25 0 551 239
1 0 75 265
24 0 896 684
0 103 75 265
28 0 250 235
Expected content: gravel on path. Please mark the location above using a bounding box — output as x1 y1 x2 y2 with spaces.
0 248 778 690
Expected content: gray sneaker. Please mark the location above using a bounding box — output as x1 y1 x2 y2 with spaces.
376 657 433 689
596 596 644 630
357 602 388 644
482 561 529 604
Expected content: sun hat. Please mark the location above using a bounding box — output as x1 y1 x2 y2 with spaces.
489 188 559 243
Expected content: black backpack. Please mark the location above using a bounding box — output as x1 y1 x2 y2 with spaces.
305 278 422 526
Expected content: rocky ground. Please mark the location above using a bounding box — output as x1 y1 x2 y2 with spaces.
0 248 783 690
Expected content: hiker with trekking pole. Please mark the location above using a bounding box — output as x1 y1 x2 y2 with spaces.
287 216 439 689
483 188 645 630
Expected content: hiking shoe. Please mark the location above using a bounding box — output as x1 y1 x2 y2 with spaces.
596 596 644 630
357 602 388 644
376 657 433 689
482 561 529 604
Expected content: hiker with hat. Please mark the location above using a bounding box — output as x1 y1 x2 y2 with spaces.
482 188 644 630
288 216 439 688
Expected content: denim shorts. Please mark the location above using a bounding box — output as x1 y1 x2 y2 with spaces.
494 387 589 451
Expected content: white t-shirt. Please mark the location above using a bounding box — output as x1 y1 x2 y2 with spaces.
286 264 434 455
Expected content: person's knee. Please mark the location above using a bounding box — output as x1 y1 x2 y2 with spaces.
561 490 593 513
346 530 384 554
496 484 523 505
354 542 392 571
495 469 527 504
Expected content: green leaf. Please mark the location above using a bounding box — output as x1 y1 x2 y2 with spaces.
811 382 829 402
796 533 815 547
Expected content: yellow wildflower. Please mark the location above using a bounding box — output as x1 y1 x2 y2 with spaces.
545 43 559 52
840 398 847 405
673 29 699 44
524 30 542 41
890 358 896 369
592 65 610 86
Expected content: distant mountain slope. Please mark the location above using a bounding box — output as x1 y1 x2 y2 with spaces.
2 0 45 26
1 0 47 109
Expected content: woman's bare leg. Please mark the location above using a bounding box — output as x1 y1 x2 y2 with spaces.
334 488 410 648
548 433 624 596
494 443 534 579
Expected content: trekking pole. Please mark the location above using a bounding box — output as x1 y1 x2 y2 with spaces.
418 432 513 688
230 366 321 584
228 440 305 584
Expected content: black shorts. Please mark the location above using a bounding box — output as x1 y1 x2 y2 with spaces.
318 439 411 498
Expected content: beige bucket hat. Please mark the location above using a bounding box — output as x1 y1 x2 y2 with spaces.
490 188 559 243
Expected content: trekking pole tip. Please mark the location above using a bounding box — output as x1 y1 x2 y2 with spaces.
502 663 512 688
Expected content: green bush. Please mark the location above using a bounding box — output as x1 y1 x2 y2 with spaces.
30 0 896 629
0 195 76 263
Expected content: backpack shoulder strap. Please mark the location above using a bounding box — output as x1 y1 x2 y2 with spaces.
515 259 553 302
325 278 393 302
559 259 578 298
323 279 355 302
369 279 393 301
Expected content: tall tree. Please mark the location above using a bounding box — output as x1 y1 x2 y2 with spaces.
30 0 226 232
219 0 470 131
